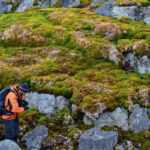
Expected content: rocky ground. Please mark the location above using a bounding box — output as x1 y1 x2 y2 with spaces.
0 1 149 150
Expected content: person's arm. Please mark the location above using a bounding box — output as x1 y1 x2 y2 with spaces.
9 94 25 113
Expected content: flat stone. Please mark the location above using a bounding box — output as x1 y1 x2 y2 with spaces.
129 104 150 133
0 139 21 150
78 128 118 150
22 125 48 150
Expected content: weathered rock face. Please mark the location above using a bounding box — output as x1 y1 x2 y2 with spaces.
0 0 81 13
62 0 80 7
94 107 129 131
95 0 115 16
129 104 150 133
16 0 33 12
78 128 118 150
0 139 22 150
0 0 12 13
143 6 150 24
123 53 150 74
84 104 150 133
95 0 150 24
112 6 142 20
25 92 69 116
22 125 48 150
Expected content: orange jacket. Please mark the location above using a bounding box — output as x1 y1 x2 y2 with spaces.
2 87 25 120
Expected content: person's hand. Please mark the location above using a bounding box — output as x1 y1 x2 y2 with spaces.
24 106 29 110
21 100 29 110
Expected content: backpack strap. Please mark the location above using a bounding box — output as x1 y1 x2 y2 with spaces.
4 89 20 114
11 88 22 106
5 98 13 113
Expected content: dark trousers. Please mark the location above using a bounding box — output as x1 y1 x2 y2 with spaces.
3 118 19 142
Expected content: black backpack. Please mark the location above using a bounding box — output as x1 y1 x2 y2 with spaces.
0 87 13 115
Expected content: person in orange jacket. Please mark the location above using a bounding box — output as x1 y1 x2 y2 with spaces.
2 83 30 142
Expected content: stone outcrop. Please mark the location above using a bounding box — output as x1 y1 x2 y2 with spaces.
123 53 150 74
22 125 48 150
129 104 150 133
95 0 150 24
84 105 150 133
25 92 69 116
78 128 118 150
0 140 22 150
0 0 81 13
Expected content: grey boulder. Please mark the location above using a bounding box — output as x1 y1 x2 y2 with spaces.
78 128 118 150
22 125 48 150
143 6 150 24
62 0 80 7
124 53 150 74
95 107 129 131
112 6 142 20
129 104 150 133
25 92 69 116
0 139 22 150
16 0 33 12
95 0 115 16
0 0 12 13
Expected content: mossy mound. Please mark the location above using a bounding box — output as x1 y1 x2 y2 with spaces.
0 8 149 112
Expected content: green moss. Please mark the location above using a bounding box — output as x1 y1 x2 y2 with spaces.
0 8 149 114
50 86 73 98
116 0 150 6
141 141 150 150
0 6 148 145
55 107 71 119
68 127 81 138
121 130 150 149
34 59 59 75
80 0 91 5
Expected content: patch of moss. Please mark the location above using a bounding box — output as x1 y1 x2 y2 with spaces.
121 130 150 150
116 0 150 6
0 8 149 114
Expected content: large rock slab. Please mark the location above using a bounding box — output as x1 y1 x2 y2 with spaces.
95 0 115 16
143 6 150 24
25 92 69 116
95 1 150 24
16 0 80 12
78 128 118 150
124 53 150 74
112 6 142 20
62 0 80 7
95 107 129 131
129 104 150 133
22 125 48 150
16 0 33 12
0 0 12 13
0 139 22 150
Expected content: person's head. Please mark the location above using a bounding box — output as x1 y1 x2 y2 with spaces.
18 83 30 96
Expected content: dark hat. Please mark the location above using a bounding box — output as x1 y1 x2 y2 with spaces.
19 83 30 93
